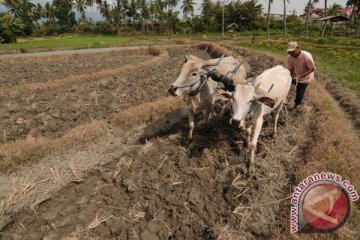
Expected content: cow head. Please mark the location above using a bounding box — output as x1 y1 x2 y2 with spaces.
229 83 275 130
168 55 209 96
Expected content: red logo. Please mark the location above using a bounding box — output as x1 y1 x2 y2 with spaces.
300 182 351 231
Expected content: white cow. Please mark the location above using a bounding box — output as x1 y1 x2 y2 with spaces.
168 55 250 139
227 65 291 173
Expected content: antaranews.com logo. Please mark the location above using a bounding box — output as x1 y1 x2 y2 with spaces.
290 172 359 233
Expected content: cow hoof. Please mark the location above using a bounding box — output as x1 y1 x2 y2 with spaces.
248 166 255 176
183 138 192 145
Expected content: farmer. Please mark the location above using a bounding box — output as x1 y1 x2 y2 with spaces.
286 42 316 109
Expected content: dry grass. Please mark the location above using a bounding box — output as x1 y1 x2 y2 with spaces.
291 81 360 239
233 45 360 239
196 42 251 76
87 213 113 229
5 50 169 93
207 43 360 239
0 120 106 172
197 42 233 58
113 96 183 127
0 125 135 231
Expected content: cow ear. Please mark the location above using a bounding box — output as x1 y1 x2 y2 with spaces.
184 55 189 63
216 92 232 103
256 96 275 108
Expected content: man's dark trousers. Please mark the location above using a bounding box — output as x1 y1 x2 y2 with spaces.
292 79 308 106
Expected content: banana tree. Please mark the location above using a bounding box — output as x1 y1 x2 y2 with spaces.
0 14 25 43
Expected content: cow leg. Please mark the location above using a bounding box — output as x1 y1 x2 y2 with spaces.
273 101 284 138
204 107 212 127
188 109 195 139
249 116 264 174
246 127 252 147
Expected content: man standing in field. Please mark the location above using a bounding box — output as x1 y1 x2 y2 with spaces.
286 42 316 110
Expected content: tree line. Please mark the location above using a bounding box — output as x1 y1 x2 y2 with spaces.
0 0 359 43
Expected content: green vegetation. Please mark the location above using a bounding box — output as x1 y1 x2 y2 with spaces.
0 33 217 53
1 0 360 43
234 35 360 96
0 34 133 50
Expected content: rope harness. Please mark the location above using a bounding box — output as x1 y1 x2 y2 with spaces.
177 56 225 97
248 83 275 126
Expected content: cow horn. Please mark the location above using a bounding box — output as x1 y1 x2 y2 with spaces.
202 54 225 68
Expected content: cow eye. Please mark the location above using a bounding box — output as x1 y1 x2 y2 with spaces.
184 59 187 63
192 72 197 76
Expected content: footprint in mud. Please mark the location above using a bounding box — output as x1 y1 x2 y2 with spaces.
187 141 205 158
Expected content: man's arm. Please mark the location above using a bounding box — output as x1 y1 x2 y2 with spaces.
287 57 295 77
297 59 315 80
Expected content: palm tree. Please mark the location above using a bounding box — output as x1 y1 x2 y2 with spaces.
74 0 87 22
328 3 341 16
151 0 166 33
283 0 289 37
305 0 319 37
164 0 179 33
240 0 263 30
266 0 273 39
325 0 327 16
42 2 56 25
139 0 150 33
181 0 194 19
201 0 214 28
124 0 141 25
325 3 342 34
0 0 38 35
0 14 25 43
96 0 124 34
347 0 360 34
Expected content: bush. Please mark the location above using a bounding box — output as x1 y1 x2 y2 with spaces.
94 21 116 34
88 40 106 48
147 46 160 56
19 47 28 53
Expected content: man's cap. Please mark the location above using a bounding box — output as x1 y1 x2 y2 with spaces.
287 42 298 52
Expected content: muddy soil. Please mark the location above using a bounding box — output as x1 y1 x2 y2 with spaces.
1 105 296 240
0 50 152 87
0 47 209 144
0 45 305 240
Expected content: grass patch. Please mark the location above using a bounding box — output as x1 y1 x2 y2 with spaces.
0 33 219 54
230 36 360 97
0 35 133 50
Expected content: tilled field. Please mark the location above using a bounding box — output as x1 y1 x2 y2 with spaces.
0 47 208 143
0 49 155 87
1 43 358 240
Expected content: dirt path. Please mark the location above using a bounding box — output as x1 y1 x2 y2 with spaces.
0 45 191 60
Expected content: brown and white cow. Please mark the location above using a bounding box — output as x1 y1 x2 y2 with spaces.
168 55 249 139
